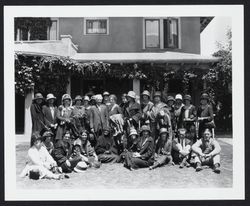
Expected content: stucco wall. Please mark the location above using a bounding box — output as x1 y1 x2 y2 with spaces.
59 17 200 54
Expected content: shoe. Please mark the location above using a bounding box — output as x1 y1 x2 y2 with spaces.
149 166 153 170
213 164 221 174
196 163 202 172
179 163 184 168
185 162 190 168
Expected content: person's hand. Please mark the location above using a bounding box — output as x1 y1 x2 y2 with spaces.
66 160 71 167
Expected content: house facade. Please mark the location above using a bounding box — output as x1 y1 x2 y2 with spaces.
15 17 217 137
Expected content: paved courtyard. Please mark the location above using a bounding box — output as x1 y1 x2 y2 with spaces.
16 135 232 189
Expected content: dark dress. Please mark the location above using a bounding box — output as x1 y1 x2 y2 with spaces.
123 101 142 131
124 136 154 169
197 104 214 138
30 102 45 134
95 134 119 163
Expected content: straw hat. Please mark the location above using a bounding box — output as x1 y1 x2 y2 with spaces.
33 93 44 100
74 162 88 173
103 91 110 96
74 95 83 101
140 125 151 134
159 128 169 135
175 94 183 101
166 96 175 102
141 90 150 97
83 96 90 101
46 93 56 101
62 94 71 101
183 94 192 101
129 128 138 137
153 91 161 97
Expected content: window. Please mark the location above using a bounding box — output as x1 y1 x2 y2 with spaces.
145 19 160 48
85 19 108 34
164 18 179 48
15 28 30 41
48 20 58 40
143 18 180 49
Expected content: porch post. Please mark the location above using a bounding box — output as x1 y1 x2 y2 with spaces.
67 76 71 95
133 78 140 97
24 91 33 138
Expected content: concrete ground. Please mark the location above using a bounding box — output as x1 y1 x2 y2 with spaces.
16 135 232 189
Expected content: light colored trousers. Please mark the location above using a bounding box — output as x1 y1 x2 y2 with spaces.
193 148 220 165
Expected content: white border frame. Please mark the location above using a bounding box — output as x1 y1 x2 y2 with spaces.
4 5 244 201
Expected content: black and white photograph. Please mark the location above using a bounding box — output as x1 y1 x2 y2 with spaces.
4 5 244 200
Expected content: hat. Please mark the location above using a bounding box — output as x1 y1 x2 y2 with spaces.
175 94 183 101
73 138 82 147
178 128 187 135
129 128 138 137
74 95 83 101
153 91 161 97
42 131 53 138
83 96 90 101
141 90 150 97
74 162 88 173
103 91 110 96
34 93 44 100
159 128 169 135
200 93 209 100
166 96 175 102
127 91 136 99
46 93 56 101
91 95 96 101
183 94 192 101
140 125 151 134
62 94 71 101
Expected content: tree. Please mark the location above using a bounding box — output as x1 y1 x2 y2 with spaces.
203 28 232 131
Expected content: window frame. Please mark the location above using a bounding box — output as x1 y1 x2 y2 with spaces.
163 17 179 49
83 17 109 35
143 17 181 50
47 18 59 40
144 19 161 49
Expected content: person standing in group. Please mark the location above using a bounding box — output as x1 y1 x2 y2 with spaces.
197 93 215 139
72 95 85 133
55 94 78 140
192 128 221 173
123 125 154 170
140 90 154 127
123 91 142 132
174 94 184 130
166 96 176 133
42 93 58 136
89 94 109 138
103 91 111 106
178 94 197 142
119 93 128 116
148 91 171 141
30 93 45 134
83 95 91 132
108 94 123 117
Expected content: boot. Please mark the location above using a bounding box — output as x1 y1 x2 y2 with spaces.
196 162 202 172
213 163 221 174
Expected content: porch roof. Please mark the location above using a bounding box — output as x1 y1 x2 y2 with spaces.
72 52 219 64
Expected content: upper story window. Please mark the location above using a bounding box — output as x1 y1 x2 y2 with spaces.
144 17 180 49
15 18 58 41
84 18 109 35
145 19 160 48
163 18 179 48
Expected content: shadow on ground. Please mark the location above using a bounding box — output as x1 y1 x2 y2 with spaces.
16 136 232 189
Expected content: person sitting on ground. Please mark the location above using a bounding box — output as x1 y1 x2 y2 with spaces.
19 132 63 180
74 130 101 168
41 130 54 154
192 128 221 173
52 131 81 173
172 128 192 168
123 125 154 170
95 129 120 163
149 128 173 170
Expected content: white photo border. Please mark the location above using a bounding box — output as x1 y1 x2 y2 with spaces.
4 5 244 200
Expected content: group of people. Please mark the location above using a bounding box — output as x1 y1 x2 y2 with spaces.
20 90 221 180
